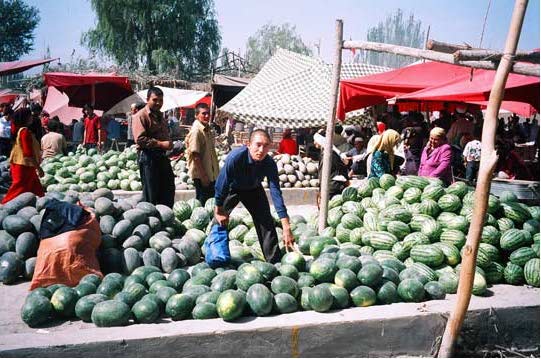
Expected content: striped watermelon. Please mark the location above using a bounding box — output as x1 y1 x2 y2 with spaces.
487 195 502 215
359 246 375 255
341 186 358 202
421 184 445 202
462 191 475 207
327 207 343 228
528 206 540 220
385 186 404 200
371 188 386 203
523 219 540 235
361 231 398 251
481 225 501 246
403 232 431 248
497 217 515 232
445 181 469 199
501 202 532 225
439 230 466 249
335 224 352 244
391 242 410 261
379 174 396 190
421 220 442 243
410 244 445 267
458 246 491 269
396 176 430 190
386 221 411 240
341 213 363 230
341 201 365 218
500 229 532 251
504 262 524 284
524 258 540 287
419 199 441 218
360 197 377 210
403 187 422 204
437 212 457 225
380 206 412 223
376 218 391 231
349 227 365 246
409 214 434 232
532 241 540 257
438 194 462 213
329 195 343 209
410 262 438 282
445 215 469 233
484 262 505 284
478 243 500 263
363 212 379 231
472 272 487 296
432 242 461 266
509 247 537 266
372 250 396 261
426 177 444 187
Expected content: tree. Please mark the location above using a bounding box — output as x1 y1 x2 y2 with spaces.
81 0 221 79
0 0 40 61
360 9 425 68
245 23 312 71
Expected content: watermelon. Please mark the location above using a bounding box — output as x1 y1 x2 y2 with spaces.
91 300 131 327
216 290 246 321
509 247 537 266
397 278 425 302
357 263 383 288
309 258 337 283
273 293 298 314
438 272 459 294
245 283 273 316
271 276 299 297
350 286 377 307
341 186 359 202
500 229 532 251
438 194 462 213
424 281 446 300
410 245 445 267
379 174 395 190
235 264 264 291
504 262 524 284
524 258 540 287
308 284 334 312
21 294 53 327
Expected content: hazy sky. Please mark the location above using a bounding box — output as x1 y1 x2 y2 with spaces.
22 0 541 67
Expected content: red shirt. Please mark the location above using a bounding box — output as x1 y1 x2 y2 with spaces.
84 115 101 144
377 121 386 134
278 138 298 155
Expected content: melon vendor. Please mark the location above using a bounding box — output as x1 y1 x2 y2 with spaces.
214 129 295 263
132 86 175 207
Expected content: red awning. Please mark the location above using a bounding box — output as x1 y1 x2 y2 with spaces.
338 61 540 119
338 62 472 119
43 72 133 111
0 58 58 76
397 68 539 113
182 94 212 109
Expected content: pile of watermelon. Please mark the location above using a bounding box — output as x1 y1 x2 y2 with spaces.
0 156 10 194
4 173 539 329
41 147 143 193
38 147 320 193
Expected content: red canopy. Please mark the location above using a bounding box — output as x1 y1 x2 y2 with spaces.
338 62 472 119
0 58 58 76
397 68 539 113
43 72 133 111
338 61 540 119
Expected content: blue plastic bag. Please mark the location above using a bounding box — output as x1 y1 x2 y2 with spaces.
204 224 231 268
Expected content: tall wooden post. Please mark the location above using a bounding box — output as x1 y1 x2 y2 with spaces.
437 0 529 356
318 19 344 233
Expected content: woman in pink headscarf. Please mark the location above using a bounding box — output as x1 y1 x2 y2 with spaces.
418 127 453 185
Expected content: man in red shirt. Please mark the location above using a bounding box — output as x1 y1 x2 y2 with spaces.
82 104 101 150
276 128 298 155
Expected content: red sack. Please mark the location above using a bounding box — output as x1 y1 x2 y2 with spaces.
30 212 102 290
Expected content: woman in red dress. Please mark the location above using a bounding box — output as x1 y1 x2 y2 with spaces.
2 108 44 204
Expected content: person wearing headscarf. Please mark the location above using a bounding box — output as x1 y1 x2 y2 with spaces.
418 127 453 185
368 129 401 179
364 134 380 177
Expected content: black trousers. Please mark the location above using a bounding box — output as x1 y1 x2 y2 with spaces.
218 186 281 264
193 179 215 205
138 149 175 208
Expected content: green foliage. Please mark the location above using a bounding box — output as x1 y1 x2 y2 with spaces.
0 0 40 61
360 9 425 68
82 0 221 78
245 23 312 71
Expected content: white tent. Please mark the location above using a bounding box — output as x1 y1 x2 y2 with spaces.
105 86 208 115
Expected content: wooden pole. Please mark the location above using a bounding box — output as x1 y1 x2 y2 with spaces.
437 0 529 356
342 40 539 77
318 19 343 233
454 49 540 63
426 39 473 53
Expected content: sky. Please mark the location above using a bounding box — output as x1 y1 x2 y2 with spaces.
21 0 541 68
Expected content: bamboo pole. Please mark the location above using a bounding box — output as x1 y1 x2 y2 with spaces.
454 49 539 63
342 40 539 77
318 19 343 233
437 0 529 356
